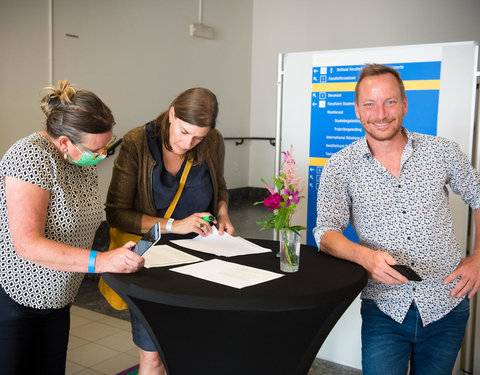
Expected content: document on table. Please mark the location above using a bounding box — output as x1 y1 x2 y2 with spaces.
170 226 272 257
171 259 284 288
143 244 203 268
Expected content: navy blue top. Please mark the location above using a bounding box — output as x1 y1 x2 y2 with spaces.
146 122 213 219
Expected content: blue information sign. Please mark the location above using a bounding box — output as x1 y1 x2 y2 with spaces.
306 62 441 246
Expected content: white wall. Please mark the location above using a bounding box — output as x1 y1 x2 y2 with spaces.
0 0 50 153
0 0 253 206
53 0 253 202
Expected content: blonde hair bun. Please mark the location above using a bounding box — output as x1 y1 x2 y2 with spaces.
40 80 76 116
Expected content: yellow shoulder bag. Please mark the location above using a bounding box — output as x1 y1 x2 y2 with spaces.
98 159 193 310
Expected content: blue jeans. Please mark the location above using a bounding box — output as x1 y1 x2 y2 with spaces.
130 309 157 351
361 298 469 375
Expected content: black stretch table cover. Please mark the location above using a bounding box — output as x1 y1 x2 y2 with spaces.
104 238 367 375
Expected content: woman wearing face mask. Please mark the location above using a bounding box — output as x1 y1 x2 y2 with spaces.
0 80 144 374
104 87 234 374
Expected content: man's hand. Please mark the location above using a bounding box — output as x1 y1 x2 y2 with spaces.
320 231 408 285
444 252 480 299
363 250 409 285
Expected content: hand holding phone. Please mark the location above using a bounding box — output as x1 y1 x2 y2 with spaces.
133 222 161 256
391 264 422 281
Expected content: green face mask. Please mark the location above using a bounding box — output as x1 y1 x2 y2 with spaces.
68 151 106 166
64 132 116 166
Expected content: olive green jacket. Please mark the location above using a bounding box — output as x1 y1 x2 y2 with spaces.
105 124 228 234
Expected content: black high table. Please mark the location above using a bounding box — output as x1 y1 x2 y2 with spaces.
103 238 367 375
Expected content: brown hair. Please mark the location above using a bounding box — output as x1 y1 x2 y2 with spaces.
152 87 218 164
355 64 406 103
40 80 115 141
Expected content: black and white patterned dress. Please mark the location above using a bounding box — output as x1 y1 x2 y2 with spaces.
0 132 102 309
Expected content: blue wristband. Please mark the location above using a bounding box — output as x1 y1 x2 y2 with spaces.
88 250 98 273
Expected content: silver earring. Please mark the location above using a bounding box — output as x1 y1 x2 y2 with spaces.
63 149 68 160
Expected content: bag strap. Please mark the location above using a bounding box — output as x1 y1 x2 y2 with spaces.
164 158 193 219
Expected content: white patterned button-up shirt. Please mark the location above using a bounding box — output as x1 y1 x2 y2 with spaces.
313 128 480 326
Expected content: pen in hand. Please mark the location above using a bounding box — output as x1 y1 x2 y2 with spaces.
202 216 216 223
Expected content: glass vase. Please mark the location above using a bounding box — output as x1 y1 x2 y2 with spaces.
279 229 300 273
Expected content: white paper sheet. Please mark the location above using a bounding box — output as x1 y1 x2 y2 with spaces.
170 226 272 257
143 244 204 268
170 259 284 288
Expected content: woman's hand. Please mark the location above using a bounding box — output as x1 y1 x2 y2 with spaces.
217 214 234 235
216 201 235 235
96 241 145 273
172 212 215 237
5 176 144 274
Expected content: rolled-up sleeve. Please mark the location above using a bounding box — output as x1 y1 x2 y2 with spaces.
313 156 352 248
445 140 480 210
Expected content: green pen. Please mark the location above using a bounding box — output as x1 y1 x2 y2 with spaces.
202 215 216 222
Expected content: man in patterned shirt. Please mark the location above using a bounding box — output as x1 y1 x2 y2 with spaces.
314 64 480 375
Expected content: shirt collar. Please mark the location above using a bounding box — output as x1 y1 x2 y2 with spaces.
356 127 414 159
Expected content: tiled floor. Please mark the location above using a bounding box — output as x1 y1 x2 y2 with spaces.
67 306 138 374
71 198 361 375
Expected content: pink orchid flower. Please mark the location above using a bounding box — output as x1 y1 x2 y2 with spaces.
284 188 299 208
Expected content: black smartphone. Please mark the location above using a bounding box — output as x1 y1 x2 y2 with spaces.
391 264 422 281
133 222 161 256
